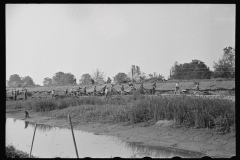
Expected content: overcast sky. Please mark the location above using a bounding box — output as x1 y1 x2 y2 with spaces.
6 4 235 85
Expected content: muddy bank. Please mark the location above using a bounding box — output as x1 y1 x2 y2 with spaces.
6 109 235 158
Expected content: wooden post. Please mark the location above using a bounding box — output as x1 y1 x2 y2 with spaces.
68 115 79 158
29 123 37 158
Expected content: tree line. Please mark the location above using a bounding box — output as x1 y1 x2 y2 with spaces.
7 46 235 87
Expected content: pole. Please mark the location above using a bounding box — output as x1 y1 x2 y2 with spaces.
29 123 37 158
68 115 79 158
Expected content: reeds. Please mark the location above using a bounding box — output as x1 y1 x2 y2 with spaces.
6 94 235 134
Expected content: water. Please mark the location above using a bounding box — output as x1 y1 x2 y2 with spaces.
6 118 203 158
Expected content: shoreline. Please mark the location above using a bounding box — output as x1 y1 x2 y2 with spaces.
6 108 235 158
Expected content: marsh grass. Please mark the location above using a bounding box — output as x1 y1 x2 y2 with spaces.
6 94 235 134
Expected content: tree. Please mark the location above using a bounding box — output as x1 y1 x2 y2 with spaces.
157 74 165 81
43 77 53 86
107 77 112 84
129 65 143 82
21 76 35 86
52 72 76 85
8 74 22 87
148 74 153 78
213 46 235 78
61 73 76 85
114 72 128 83
79 73 92 84
52 71 65 85
92 69 105 84
171 60 211 79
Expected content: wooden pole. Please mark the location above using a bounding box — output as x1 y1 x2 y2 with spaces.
29 123 37 158
68 115 79 158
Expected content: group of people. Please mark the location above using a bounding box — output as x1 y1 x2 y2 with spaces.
10 81 201 101
175 81 200 94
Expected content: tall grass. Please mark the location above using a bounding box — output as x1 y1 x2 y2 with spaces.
6 94 235 134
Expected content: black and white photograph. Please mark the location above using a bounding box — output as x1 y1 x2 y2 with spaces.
6 4 235 158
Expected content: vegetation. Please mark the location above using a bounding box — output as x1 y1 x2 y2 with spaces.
79 73 92 85
52 71 76 86
114 72 129 83
6 93 235 135
91 68 105 84
213 46 235 78
6 145 37 158
170 60 212 80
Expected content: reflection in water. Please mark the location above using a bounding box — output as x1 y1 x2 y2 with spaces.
126 141 201 158
6 118 203 158
24 121 29 129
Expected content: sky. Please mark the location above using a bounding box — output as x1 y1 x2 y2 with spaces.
6 4 235 85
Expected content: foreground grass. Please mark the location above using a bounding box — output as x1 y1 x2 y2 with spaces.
6 93 235 134
5 145 37 158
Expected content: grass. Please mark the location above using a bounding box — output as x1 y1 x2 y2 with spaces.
6 90 235 134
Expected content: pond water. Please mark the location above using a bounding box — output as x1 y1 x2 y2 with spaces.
6 118 203 158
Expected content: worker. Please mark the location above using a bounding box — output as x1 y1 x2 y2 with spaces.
24 89 27 100
25 110 30 118
93 86 96 96
128 81 133 87
152 83 156 95
105 87 108 98
175 81 180 94
109 84 114 95
70 88 73 96
121 84 124 96
102 85 106 94
51 89 55 99
195 82 199 91
65 88 68 95
83 86 86 95
14 89 17 101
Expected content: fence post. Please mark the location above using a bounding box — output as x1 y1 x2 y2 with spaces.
29 123 37 158
68 115 79 158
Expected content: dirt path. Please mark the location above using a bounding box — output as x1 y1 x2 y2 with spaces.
6 109 235 158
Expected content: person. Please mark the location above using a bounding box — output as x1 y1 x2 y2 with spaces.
175 81 180 94
195 82 199 91
12 89 14 96
14 89 17 101
24 89 27 100
70 88 73 96
109 84 114 95
83 86 86 95
51 89 55 99
152 83 156 95
65 88 68 95
130 85 135 94
105 87 108 98
93 86 96 96
128 82 133 87
102 85 106 94
25 110 30 118
121 84 124 96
